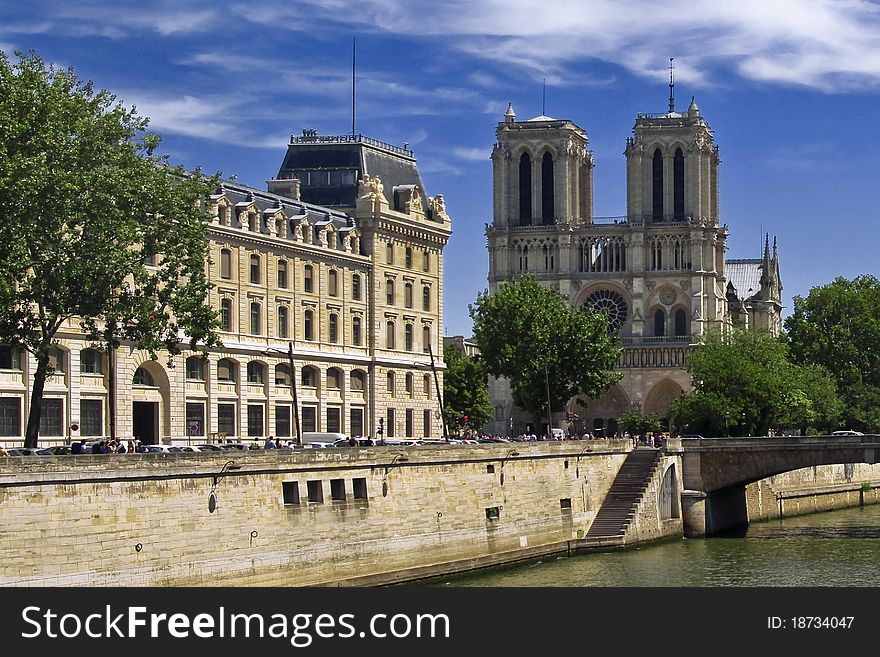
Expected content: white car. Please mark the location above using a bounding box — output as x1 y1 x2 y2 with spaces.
831 430 864 436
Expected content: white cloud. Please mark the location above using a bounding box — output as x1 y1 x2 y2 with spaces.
452 146 490 161
48 3 220 37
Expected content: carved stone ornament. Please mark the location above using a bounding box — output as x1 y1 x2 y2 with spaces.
358 174 384 199
645 280 657 291
623 278 633 290
409 191 423 214
659 287 677 306
679 280 690 291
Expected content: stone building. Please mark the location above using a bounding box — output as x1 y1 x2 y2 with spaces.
0 132 451 445
484 96 782 437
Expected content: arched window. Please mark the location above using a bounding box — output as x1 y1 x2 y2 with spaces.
386 242 394 265
404 324 413 351
80 348 103 374
48 347 66 373
519 152 532 225
675 309 688 337
132 367 154 386
277 260 288 288
352 316 362 346
352 274 361 300
247 361 265 384
301 366 317 388
275 363 291 386
386 279 395 305
386 371 395 397
329 313 339 343
423 250 430 272
327 368 342 390
422 286 431 312
404 282 413 308
185 356 204 380
249 254 260 284
386 320 395 349
422 325 431 354
328 270 338 297
674 148 685 221
405 247 413 269
217 359 236 383
220 249 232 279
303 265 313 293
304 309 314 341
249 302 261 335
423 374 432 398
277 306 288 338
541 152 554 223
220 298 233 331
654 309 666 337
405 372 414 397
652 148 664 221
351 370 366 392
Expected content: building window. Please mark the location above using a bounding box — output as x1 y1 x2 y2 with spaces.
282 481 300 505
185 356 205 380
328 270 338 297
0 345 21 370
48 347 66 373
405 247 413 269
40 398 63 436
404 283 413 308
250 302 261 335
652 148 664 221
220 298 233 331
326 407 341 433
674 148 685 221
220 249 232 279
132 367 154 386
301 366 317 389
217 359 236 383
307 480 323 503
675 309 688 336
247 361 265 384
654 309 666 337
353 477 368 500
327 368 342 390
329 313 339 343
386 242 394 265
277 260 288 289
351 370 366 392
218 404 236 436
405 408 414 437
186 402 205 437
278 306 289 338
350 408 364 437
247 404 265 437
80 348 103 374
423 249 430 272
423 409 431 438
0 398 21 437
386 279 395 305
519 152 532 225
541 151 555 223
80 399 103 436
352 274 361 301
423 286 431 311
302 406 317 432
424 374 432 398
386 320 395 349
275 363 291 386
304 309 314 341
422 325 432 354
304 265 313 293
330 478 346 501
404 324 413 351
405 372 413 397
386 371 395 398
276 405 291 437
387 408 395 438
250 254 261 284
352 316 362 346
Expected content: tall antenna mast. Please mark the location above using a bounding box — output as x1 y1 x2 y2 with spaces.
542 77 546 115
668 57 675 113
351 38 357 137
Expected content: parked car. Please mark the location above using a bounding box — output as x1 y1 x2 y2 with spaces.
143 445 182 453
193 444 225 451
5 448 42 456
36 446 72 455
334 438 375 447
832 430 864 436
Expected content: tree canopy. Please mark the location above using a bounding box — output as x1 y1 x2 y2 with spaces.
442 344 493 435
785 275 880 432
469 276 621 425
668 328 842 437
0 50 221 446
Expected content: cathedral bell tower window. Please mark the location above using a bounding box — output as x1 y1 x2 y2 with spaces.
519 153 532 225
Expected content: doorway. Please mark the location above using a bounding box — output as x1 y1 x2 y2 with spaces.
133 401 159 444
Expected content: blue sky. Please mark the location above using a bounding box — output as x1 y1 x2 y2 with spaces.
3 0 880 337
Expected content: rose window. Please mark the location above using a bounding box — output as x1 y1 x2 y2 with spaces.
586 289 628 331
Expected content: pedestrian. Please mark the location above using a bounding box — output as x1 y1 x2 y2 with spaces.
264 435 276 449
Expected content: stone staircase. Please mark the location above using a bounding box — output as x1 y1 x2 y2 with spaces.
584 448 664 539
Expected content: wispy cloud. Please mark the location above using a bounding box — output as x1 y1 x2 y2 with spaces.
452 146 490 161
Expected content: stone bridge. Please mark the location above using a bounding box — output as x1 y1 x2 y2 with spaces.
679 435 880 536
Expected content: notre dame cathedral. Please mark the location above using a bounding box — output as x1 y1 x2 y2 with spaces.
484 90 782 437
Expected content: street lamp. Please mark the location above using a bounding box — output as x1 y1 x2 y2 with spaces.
263 341 301 446
382 453 409 497
725 411 730 437
741 412 746 437
208 460 242 513
575 445 591 479
499 450 520 486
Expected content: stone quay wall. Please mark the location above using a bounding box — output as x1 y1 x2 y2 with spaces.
746 463 880 522
0 441 651 587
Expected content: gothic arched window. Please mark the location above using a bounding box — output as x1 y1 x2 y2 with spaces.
675 309 688 337
541 152 554 223
586 289 628 333
652 148 664 221
518 153 532 225
654 309 666 337
674 148 685 220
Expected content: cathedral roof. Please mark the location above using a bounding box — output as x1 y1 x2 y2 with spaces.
725 259 763 301
527 115 558 122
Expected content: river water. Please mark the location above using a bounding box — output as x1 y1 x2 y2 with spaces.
438 504 880 587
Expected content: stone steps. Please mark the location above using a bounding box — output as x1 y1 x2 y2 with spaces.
585 448 663 539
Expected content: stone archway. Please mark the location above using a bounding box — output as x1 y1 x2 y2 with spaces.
570 383 630 437
130 359 171 444
644 379 684 418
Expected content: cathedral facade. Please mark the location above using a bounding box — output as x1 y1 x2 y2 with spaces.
484 97 782 437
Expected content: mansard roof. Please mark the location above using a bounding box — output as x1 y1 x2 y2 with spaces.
725 259 763 301
212 180 351 231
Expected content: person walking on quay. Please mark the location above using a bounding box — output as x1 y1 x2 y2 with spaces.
264 435 276 449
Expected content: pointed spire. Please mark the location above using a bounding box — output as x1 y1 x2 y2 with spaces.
668 57 675 113
688 95 700 117
763 233 770 267
504 102 516 124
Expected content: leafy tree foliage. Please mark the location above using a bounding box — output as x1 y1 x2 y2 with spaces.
442 344 493 435
469 276 621 424
0 51 221 446
618 410 661 437
667 328 843 437
785 275 880 432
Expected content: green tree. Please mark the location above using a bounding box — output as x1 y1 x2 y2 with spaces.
618 410 661 437
785 275 880 432
442 344 493 435
0 51 221 447
469 276 621 429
